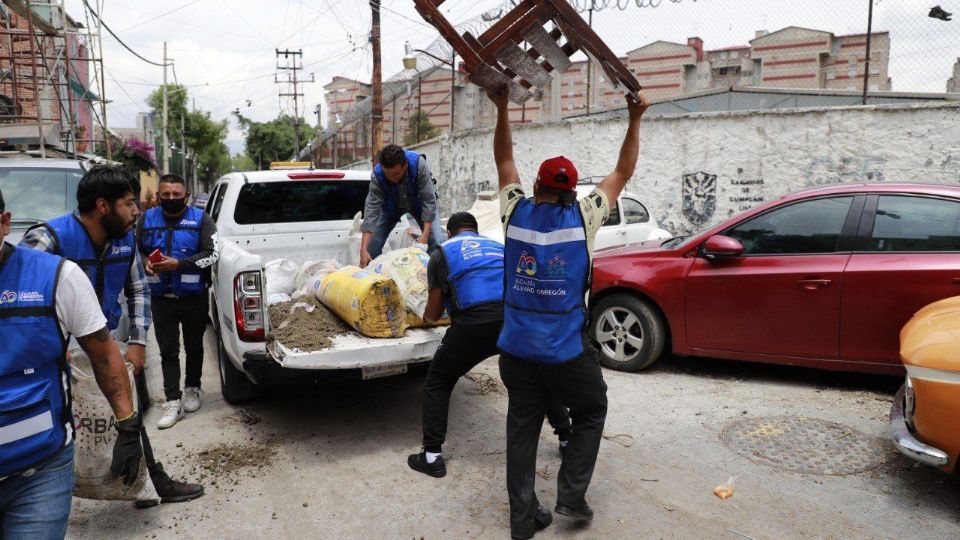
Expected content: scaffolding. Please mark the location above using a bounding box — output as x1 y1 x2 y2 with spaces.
0 0 107 158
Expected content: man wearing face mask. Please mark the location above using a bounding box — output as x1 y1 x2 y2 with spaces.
21 164 204 508
137 174 219 429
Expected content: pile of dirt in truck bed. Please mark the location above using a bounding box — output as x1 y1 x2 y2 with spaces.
267 295 351 352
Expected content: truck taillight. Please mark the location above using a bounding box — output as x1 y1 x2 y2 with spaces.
234 271 264 342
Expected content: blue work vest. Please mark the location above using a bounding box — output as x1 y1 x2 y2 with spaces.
41 213 135 331
439 231 504 316
0 245 72 475
498 198 590 364
374 150 422 220
140 206 205 297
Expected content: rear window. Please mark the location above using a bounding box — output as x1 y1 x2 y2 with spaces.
234 180 369 224
0 167 83 225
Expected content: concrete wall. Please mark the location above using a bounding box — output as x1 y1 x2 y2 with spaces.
386 102 960 235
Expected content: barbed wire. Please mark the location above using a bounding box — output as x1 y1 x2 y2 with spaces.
568 0 692 14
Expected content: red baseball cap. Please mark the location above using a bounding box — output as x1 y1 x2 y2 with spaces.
536 156 578 191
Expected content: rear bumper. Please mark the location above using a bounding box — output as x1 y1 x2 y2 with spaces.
241 350 430 385
889 385 949 467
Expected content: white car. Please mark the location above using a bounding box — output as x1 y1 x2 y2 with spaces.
472 176 673 249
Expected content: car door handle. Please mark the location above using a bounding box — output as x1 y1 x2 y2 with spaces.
798 278 832 290
616 230 626 236
952 278 960 284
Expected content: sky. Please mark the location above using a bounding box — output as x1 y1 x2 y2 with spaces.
62 0 959 156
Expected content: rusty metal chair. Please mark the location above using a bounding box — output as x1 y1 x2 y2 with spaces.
414 0 641 104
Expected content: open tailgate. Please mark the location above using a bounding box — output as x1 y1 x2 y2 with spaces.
267 327 446 371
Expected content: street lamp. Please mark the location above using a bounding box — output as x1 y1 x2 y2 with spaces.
403 41 457 136
403 42 423 144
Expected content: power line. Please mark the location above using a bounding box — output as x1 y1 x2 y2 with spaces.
118 0 206 33
80 0 172 67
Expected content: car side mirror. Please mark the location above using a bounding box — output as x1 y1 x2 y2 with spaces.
702 235 744 260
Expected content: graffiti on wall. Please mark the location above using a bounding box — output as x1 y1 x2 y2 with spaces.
805 155 886 185
728 169 765 211
681 171 717 226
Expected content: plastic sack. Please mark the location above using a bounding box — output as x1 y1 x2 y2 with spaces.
294 259 342 293
315 266 407 338
264 259 298 296
267 293 292 306
347 212 363 268
369 247 430 318
70 348 159 503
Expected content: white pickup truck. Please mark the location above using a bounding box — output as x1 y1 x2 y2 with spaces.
206 169 445 403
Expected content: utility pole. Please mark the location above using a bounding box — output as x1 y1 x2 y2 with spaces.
370 0 384 163
861 0 874 106
162 42 169 175
180 112 187 180
585 3 594 116
450 50 456 134
276 49 315 158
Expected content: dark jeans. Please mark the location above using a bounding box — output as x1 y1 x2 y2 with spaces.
367 213 445 259
0 443 74 539
422 321 570 452
152 294 208 401
499 346 608 538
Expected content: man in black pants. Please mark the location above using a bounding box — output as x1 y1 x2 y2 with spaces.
407 212 571 478
488 87 650 539
138 174 220 429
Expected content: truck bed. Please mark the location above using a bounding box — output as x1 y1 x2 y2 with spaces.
267 327 446 371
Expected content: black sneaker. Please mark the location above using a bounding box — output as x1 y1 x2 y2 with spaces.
511 506 553 539
407 451 446 478
555 502 594 522
136 466 204 509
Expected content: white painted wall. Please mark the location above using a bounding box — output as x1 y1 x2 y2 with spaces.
358 102 960 235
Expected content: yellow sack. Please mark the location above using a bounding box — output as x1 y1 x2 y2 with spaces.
370 247 449 328
316 266 407 338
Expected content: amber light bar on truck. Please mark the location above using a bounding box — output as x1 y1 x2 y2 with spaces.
233 271 264 341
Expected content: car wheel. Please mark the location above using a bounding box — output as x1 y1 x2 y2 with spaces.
216 329 260 404
590 293 666 372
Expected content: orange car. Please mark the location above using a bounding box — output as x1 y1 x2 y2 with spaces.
891 296 960 472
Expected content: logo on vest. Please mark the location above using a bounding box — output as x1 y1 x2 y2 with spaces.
16 291 44 302
180 220 199 226
110 245 132 256
515 252 537 276
545 255 566 279
0 290 17 304
461 239 481 251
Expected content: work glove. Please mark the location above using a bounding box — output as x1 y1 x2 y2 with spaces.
111 413 143 486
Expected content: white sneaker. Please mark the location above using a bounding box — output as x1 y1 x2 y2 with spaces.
183 387 201 413
157 400 184 429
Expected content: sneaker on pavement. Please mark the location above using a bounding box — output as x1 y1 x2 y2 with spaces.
407 451 446 478
135 463 204 509
157 400 184 429
183 387 201 413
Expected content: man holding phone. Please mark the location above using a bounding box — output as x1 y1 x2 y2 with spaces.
137 174 220 429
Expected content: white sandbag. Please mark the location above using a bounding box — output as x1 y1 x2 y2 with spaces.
70 348 159 503
267 293 292 306
346 211 363 267
264 259 299 296
295 259 342 292
369 247 431 319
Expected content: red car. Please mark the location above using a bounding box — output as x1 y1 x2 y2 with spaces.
589 183 960 374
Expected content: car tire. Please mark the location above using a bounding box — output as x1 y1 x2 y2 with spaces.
216 329 260 404
590 293 666 372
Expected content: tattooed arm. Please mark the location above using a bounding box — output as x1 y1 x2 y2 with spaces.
76 327 134 420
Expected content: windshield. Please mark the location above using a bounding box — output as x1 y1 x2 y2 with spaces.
234 180 369 225
0 167 83 226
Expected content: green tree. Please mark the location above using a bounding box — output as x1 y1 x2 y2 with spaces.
234 112 317 169
404 110 441 146
147 84 231 185
231 153 255 171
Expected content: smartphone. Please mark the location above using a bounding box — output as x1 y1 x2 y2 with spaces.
148 249 163 264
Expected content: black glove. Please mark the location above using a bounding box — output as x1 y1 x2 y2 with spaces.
111 413 143 486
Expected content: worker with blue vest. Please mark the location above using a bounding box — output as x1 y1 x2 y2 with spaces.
359 144 444 267
407 212 571 479
0 186 142 537
138 173 220 430
488 88 650 539
21 165 204 509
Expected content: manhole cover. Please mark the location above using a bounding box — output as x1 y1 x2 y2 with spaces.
720 416 887 475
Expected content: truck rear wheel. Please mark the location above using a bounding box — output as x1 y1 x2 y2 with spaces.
217 330 260 404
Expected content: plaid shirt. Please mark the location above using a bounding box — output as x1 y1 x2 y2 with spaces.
19 218 152 345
